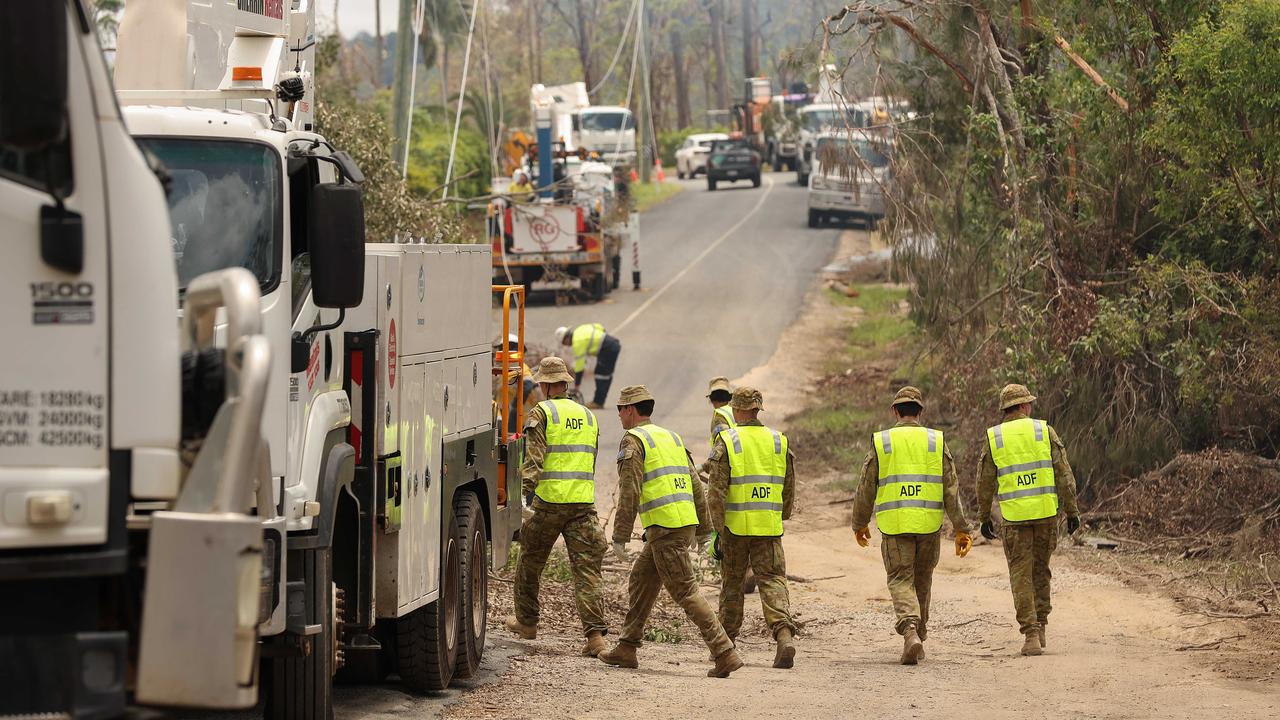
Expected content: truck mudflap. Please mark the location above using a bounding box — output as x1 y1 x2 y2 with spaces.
135 269 273 709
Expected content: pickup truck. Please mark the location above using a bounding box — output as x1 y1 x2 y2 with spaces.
706 139 762 191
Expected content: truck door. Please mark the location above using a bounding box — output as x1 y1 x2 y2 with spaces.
0 6 112 551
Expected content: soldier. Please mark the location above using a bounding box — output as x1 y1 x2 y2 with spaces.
555 323 622 409
978 383 1081 656
598 386 744 678
706 376 736 446
850 387 973 664
706 387 799 669
505 357 610 657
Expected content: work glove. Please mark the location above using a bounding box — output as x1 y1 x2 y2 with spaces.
1066 515 1081 535
708 531 723 562
854 526 871 547
980 520 997 541
611 541 630 565
955 531 973 557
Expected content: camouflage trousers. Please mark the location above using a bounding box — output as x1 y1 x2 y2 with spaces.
880 532 941 636
514 500 608 637
718 531 795 639
1001 520 1058 634
619 525 733 656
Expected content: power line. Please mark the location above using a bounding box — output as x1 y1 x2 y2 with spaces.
443 0 481 200
589 0 640 96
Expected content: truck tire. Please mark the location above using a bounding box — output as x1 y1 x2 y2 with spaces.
611 255 621 290
396 513 461 693
808 210 821 228
751 174 761 188
453 492 488 679
263 548 336 720
707 178 717 191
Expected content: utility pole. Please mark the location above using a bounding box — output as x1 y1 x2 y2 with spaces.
637 0 652 183
375 0 384 87
392 0 415 175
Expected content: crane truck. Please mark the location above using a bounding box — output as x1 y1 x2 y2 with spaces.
3 1 525 718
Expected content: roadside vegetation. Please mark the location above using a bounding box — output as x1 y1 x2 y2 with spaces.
814 0 1280 645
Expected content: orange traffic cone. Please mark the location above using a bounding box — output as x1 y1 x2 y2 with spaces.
654 160 665 183
629 168 639 183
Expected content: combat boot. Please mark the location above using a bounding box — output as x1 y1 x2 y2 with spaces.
900 624 923 665
504 615 537 640
710 636 735 661
708 648 744 678
1021 631 1043 656
599 643 639 669
773 628 796 669
1037 623 1046 649
917 624 927 661
581 631 606 657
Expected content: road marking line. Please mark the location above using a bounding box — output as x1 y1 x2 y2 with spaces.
614 175 776 333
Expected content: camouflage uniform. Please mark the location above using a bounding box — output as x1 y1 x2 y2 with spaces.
978 410 1079 635
513 394 608 637
851 418 971 636
706 420 798 639
612 422 732 656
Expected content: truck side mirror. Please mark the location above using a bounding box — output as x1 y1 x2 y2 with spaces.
0 2 68 151
308 183 365 309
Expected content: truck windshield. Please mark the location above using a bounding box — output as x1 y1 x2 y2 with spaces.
137 138 282 293
580 111 635 132
802 108 866 132
816 137 891 169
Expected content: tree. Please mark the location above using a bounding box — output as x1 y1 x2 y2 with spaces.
89 0 123 48
549 0 601 91
706 0 730 109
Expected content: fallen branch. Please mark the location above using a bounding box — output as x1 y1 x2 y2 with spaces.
787 573 846 583
1052 35 1130 112
1176 634 1244 651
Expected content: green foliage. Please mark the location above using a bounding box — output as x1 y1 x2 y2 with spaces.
1147 0 1280 272
406 110 491 200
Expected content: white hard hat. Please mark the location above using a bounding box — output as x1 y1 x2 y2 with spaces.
554 326 570 344
507 333 521 345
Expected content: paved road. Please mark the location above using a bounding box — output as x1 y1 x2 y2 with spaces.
521 170 839 517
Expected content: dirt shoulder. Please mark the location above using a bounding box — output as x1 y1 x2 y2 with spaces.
449 230 1279 719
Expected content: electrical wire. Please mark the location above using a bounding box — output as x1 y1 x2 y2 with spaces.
443 0 481 200
588 0 640 96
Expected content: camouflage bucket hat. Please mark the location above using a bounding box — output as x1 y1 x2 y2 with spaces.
999 383 1037 410
730 386 764 411
533 356 575 384
617 384 655 406
892 385 925 408
706 376 732 397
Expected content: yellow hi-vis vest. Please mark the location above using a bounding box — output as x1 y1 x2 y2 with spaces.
872 426 945 535
720 425 787 536
535 398 599 504
571 323 606 373
987 417 1058 521
711 405 736 446
627 424 699 529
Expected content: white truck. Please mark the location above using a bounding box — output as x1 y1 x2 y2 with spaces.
530 82 636 165
2 0 275 716
2 0 524 718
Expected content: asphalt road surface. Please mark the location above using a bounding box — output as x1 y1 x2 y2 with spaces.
520 170 838 518
324 169 840 718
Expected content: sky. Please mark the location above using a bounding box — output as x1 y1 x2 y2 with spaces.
319 0 399 38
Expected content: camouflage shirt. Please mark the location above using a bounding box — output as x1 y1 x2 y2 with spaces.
520 393 596 508
697 405 734 476
706 420 797 534
977 410 1079 523
850 419 972 535
612 421 711 544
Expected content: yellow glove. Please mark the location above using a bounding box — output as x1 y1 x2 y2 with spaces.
955 531 973 558
855 526 871 547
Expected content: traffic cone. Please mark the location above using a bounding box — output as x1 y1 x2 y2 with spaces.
654 160 665 183
629 168 639 183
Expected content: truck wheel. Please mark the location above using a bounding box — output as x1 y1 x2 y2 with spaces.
808 210 821 228
263 548 336 720
707 179 717 191
752 174 761 188
453 492 488 679
397 513 461 692
611 255 621 290
797 172 809 186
